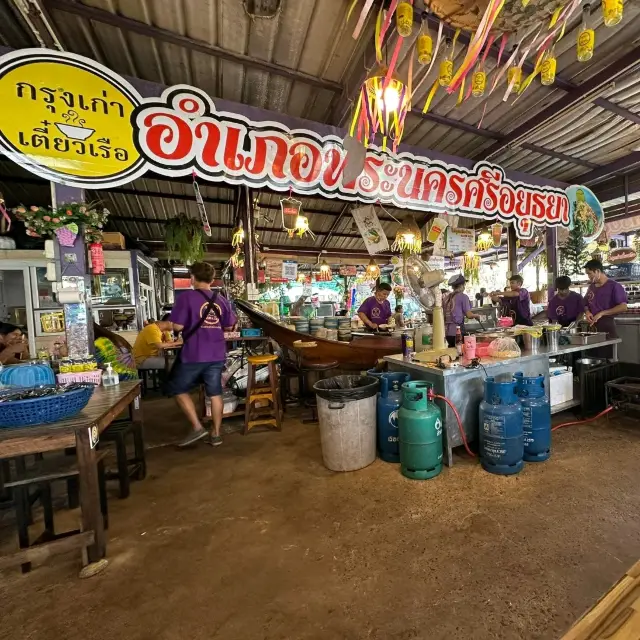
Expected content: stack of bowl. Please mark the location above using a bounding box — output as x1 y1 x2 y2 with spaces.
294 319 310 334
324 317 339 331
316 327 328 339
326 329 338 341
309 318 324 338
338 318 352 342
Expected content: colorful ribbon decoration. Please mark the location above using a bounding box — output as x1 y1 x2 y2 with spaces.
422 79 440 114
447 0 505 94
350 0 376 40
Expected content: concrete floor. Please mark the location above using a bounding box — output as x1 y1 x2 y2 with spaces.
2 397 640 640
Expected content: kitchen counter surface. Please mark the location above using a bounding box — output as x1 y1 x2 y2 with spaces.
383 338 621 377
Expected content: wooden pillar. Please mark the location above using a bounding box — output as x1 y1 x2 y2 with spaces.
546 226 558 299
239 185 258 294
50 183 94 357
507 225 518 277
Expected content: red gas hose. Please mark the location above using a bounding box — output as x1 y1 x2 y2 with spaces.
429 390 477 458
551 405 614 431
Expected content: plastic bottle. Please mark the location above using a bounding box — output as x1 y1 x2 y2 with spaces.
455 327 463 357
102 362 120 387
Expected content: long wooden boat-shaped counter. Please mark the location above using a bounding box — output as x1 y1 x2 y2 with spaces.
235 300 401 370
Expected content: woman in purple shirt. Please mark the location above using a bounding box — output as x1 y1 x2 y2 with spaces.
358 282 392 330
584 259 627 338
443 274 481 347
547 276 585 327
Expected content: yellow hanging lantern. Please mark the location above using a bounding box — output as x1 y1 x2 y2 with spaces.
392 216 422 255
396 2 413 38
540 48 557 86
417 32 433 65
577 4 595 62
602 0 623 26
366 258 381 280
439 37 453 88
294 215 315 239
231 220 245 247
316 259 332 282
476 231 492 252
472 65 486 97
362 65 410 149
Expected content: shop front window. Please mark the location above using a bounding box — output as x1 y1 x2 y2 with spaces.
33 266 60 309
91 268 133 306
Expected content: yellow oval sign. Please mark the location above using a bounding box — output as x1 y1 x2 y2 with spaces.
0 49 145 187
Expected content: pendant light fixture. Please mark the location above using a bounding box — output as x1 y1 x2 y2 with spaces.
366 258 381 280
392 216 422 255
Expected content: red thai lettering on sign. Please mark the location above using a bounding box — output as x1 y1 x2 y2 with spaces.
133 85 572 237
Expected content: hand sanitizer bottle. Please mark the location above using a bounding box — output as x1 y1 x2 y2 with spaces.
102 362 119 387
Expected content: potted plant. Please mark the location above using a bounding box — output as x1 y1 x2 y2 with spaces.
165 214 205 264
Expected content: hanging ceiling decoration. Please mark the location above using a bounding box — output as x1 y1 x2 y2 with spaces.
346 0 627 133
231 220 245 248
316 259 332 282
392 216 422 255
366 258 381 280
476 230 493 252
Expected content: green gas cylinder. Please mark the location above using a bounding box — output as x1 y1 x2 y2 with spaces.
398 381 443 480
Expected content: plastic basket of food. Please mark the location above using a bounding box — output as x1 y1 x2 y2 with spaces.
0 384 95 428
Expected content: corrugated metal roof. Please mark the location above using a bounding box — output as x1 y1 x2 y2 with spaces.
2 0 640 257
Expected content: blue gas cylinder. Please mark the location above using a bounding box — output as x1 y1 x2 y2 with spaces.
377 373 410 462
479 377 524 475
514 372 551 463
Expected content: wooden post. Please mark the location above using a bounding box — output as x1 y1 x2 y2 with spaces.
75 425 105 563
546 226 558 299
239 185 258 287
507 225 518 277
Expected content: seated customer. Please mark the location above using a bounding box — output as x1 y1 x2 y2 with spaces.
0 323 28 364
133 314 181 369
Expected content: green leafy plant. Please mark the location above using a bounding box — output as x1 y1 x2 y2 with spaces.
13 201 108 243
165 214 205 264
560 226 589 277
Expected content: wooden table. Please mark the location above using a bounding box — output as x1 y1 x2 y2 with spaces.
0 380 142 570
561 559 640 639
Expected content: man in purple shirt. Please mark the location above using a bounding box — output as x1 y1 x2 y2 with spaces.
358 282 392 330
547 276 585 327
584 259 627 338
491 274 532 326
169 262 237 447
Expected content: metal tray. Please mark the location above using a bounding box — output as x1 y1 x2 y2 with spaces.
568 332 608 345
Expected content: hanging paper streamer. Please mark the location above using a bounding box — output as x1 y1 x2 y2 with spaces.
422 79 440 114
350 0 376 40
447 0 505 94
192 171 212 237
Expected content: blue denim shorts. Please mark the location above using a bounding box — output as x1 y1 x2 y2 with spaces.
166 361 225 397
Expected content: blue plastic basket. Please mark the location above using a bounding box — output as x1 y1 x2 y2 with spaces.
0 386 95 429
241 328 262 337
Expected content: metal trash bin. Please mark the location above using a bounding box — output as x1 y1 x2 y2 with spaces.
313 375 379 472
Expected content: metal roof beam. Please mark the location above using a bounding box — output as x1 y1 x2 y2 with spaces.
320 204 351 248
44 0 343 94
478 45 640 161
574 152 640 186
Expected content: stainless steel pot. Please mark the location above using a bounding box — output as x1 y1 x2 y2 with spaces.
522 333 541 352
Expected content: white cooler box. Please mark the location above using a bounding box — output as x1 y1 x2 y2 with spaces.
549 368 574 406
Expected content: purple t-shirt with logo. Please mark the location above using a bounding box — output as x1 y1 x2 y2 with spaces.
547 291 584 326
444 292 471 336
358 296 391 326
585 279 627 315
170 289 237 363
502 288 532 324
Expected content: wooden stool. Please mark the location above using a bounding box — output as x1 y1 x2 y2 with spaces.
99 420 146 499
244 354 282 434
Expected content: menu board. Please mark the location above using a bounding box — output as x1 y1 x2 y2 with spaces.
445 228 475 253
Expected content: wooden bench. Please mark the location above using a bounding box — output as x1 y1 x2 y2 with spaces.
561 559 640 639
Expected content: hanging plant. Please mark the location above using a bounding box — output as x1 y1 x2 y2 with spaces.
13 201 108 242
165 214 205 265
